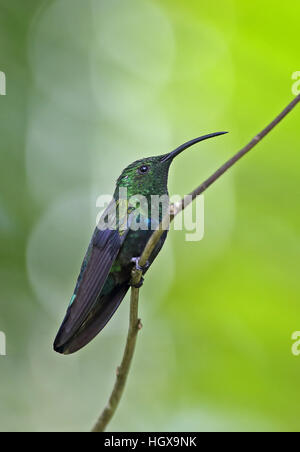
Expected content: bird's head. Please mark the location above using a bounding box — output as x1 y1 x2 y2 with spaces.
116 132 228 199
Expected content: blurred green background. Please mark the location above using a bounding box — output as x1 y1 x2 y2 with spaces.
0 0 300 432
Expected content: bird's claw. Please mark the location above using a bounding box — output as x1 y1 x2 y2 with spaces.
131 258 149 288
131 277 144 289
131 257 150 272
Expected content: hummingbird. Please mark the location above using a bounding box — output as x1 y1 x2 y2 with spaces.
54 132 227 354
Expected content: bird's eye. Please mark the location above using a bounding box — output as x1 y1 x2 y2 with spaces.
138 165 149 174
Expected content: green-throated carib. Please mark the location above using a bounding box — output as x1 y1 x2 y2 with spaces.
54 132 227 354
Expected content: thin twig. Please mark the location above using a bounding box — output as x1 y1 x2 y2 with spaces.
91 285 141 432
92 94 300 432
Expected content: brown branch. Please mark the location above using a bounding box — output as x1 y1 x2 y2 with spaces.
91 285 142 432
91 94 300 432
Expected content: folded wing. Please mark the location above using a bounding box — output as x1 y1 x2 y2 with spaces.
54 199 132 352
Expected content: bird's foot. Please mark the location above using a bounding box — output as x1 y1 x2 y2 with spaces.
131 257 149 288
131 277 144 289
131 257 150 272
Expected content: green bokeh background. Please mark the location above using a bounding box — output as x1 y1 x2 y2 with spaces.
0 0 300 432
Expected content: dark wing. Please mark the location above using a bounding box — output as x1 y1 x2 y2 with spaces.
54 199 132 350
54 283 129 354
56 231 170 355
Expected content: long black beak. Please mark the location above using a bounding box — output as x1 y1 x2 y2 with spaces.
161 132 228 163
